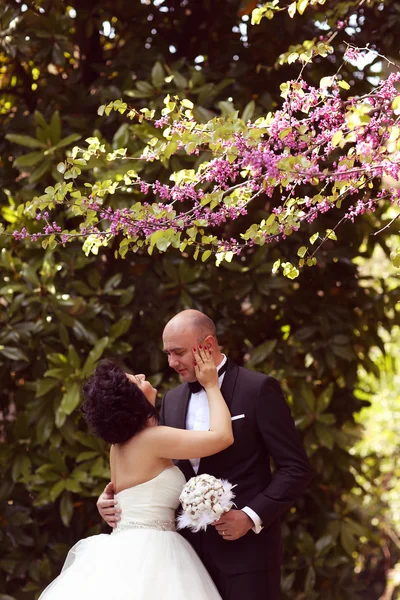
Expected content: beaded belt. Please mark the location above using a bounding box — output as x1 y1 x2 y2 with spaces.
112 519 176 534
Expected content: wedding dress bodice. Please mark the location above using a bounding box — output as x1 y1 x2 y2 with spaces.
38 464 222 599
112 466 186 533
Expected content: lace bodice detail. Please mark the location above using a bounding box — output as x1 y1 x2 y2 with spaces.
112 466 185 534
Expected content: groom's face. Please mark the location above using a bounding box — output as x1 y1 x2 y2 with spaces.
163 326 199 383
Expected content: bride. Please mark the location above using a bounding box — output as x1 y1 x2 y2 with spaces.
38 346 233 600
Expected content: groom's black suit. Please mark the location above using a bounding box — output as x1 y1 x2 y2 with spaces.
160 359 313 600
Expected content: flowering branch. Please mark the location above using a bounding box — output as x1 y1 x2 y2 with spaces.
3 50 400 277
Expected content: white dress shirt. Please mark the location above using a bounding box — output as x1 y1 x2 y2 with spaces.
186 355 263 534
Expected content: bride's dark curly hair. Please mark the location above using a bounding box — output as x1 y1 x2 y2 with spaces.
82 360 159 444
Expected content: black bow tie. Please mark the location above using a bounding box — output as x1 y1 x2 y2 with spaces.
188 361 228 394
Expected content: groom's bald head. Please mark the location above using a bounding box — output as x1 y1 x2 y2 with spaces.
163 310 222 382
165 309 216 339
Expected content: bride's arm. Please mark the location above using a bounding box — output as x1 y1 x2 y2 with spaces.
147 424 233 459
147 347 233 460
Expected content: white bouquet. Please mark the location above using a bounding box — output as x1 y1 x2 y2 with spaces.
177 473 236 533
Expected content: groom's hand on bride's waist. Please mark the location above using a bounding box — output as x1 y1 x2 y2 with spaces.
97 482 121 528
212 509 253 541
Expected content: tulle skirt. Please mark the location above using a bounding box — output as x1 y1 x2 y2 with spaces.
39 529 221 600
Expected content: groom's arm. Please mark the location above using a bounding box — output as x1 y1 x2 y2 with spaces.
159 393 167 426
246 376 313 530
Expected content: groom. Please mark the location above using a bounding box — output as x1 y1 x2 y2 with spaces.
98 310 313 599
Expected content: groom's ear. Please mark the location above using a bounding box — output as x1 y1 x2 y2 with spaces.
203 335 215 352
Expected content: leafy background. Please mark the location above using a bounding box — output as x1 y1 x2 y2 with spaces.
0 1 399 598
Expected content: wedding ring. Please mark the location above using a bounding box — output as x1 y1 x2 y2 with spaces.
222 531 226 536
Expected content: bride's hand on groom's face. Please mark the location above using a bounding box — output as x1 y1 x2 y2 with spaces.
193 346 218 389
97 482 121 528
212 509 253 541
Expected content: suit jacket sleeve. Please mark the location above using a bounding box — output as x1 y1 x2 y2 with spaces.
246 376 313 529
159 393 167 426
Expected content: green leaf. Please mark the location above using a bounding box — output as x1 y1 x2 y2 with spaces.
50 480 65 502
36 378 59 398
297 0 309 15
181 98 194 109
136 80 154 94
13 151 44 168
54 133 82 150
295 414 314 430
247 339 277 368
315 423 335 449
76 451 99 463
266 213 276 227
172 70 188 89
5 134 46 149
11 454 31 482
36 414 54 444
218 100 235 115
338 80 350 90
50 110 62 144
28 160 52 184
74 431 101 450
104 273 122 292
110 315 133 341
59 382 81 416
325 229 337 241
0 346 29 361
340 521 356 555
332 344 355 361
315 534 334 556
272 259 280 274
44 367 72 379
282 262 299 279
34 110 47 128
60 491 73 527
279 127 292 140
304 565 316 594
242 100 255 122
288 2 296 17
332 130 343 146
151 61 165 88
309 232 319 245
67 345 81 369
301 384 315 411
316 383 334 413
297 246 307 258
82 337 110 375
65 478 81 493
392 95 400 115
317 413 336 425
320 76 333 88
391 250 400 268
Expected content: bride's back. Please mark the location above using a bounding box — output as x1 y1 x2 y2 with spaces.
110 427 173 494
112 465 185 534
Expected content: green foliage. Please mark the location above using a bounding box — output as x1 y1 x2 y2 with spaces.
1 1 400 598
352 326 400 598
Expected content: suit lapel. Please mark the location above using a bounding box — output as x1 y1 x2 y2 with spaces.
169 384 191 430
219 358 239 410
168 384 196 480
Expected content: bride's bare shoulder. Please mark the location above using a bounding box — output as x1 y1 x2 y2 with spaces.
142 425 171 438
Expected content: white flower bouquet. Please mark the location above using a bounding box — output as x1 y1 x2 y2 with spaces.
177 473 236 533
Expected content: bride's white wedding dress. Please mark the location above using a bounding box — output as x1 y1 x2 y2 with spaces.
39 466 221 599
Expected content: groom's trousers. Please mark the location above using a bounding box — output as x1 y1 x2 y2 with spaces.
201 552 280 600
